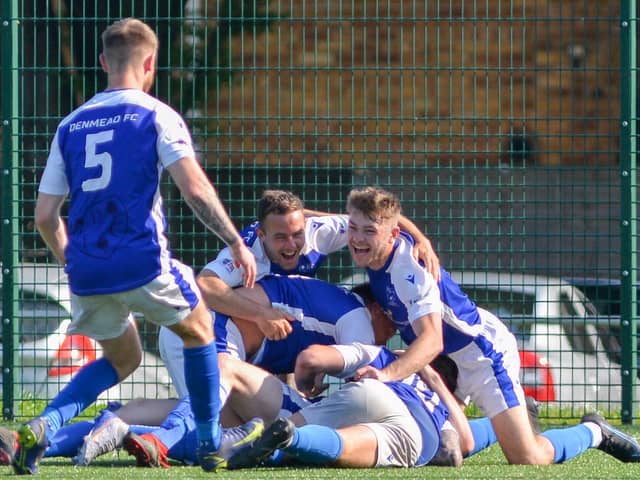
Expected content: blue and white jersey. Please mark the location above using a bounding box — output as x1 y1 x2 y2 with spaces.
333 343 449 466
366 232 487 355
201 215 348 287
214 275 374 373
39 88 195 295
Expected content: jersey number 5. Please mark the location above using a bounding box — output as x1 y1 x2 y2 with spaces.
81 130 114 192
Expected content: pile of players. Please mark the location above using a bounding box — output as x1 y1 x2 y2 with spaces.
1 17 638 476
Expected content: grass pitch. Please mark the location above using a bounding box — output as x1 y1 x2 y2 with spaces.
2 421 639 480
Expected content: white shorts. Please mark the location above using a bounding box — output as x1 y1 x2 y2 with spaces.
450 308 526 418
299 379 426 467
159 312 246 398
69 261 200 341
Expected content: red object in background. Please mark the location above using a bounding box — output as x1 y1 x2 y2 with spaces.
519 349 556 402
48 335 97 377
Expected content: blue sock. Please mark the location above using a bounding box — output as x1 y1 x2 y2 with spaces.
167 429 199 465
281 425 343 465
183 342 221 449
152 397 194 450
466 417 498 457
42 358 119 437
542 425 593 463
145 397 198 465
264 449 286 466
44 421 94 458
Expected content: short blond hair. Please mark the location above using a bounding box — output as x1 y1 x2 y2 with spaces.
346 187 401 222
101 18 158 72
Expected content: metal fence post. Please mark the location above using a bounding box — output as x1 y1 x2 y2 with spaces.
620 0 638 424
1 0 19 419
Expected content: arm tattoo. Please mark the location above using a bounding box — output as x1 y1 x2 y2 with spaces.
186 185 240 247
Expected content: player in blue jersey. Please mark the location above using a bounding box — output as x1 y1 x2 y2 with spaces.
343 186 640 465
114 281 469 469
228 342 452 469
163 273 376 398
159 189 440 394
12 18 260 475
197 189 440 339
120 342 457 469
0 276 382 468
0 281 470 469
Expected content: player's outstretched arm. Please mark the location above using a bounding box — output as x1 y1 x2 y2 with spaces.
196 271 294 340
304 207 440 281
357 312 443 383
419 364 474 456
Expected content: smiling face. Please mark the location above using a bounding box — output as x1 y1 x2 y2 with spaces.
346 187 402 270
258 209 307 271
348 209 399 270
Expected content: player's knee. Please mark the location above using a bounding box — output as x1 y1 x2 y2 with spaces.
502 438 554 465
175 311 214 346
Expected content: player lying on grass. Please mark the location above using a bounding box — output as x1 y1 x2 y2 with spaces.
225 342 469 469
103 344 466 469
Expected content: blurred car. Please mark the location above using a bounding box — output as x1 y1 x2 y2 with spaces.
563 276 640 316
449 271 630 408
340 270 627 407
0 263 176 400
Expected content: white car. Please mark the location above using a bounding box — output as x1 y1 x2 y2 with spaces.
448 271 624 408
341 270 627 409
0 263 176 400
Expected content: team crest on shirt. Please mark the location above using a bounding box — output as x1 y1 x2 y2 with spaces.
297 263 311 273
385 285 400 307
222 258 235 273
241 224 259 246
311 220 324 230
405 273 416 284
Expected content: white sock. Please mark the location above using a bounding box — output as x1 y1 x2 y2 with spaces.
583 422 603 447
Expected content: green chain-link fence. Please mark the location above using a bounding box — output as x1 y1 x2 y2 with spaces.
1 0 638 422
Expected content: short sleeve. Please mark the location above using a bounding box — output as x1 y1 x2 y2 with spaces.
38 130 70 195
154 105 196 168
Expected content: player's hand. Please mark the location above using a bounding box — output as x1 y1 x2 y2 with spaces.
352 365 390 382
297 372 329 398
255 309 294 340
230 242 257 288
412 237 441 282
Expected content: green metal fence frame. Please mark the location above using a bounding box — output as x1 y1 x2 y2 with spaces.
620 0 638 424
1 0 19 419
1 1 638 422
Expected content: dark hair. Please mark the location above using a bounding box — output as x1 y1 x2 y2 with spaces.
351 282 375 305
430 355 459 393
257 190 304 223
